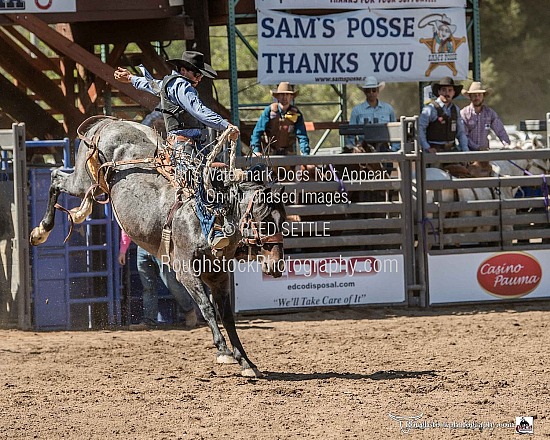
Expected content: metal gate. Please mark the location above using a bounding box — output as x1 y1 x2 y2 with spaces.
1 126 121 330
233 118 550 312
233 117 420 313
416 147 550 305
29 168 121 330
0 123 31 329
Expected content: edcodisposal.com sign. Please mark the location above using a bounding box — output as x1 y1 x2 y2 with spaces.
234 255 405 312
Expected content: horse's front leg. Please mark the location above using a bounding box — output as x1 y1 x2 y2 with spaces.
208 275 260 378
29 169 68 245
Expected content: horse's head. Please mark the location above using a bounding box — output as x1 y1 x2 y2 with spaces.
236 180 286 278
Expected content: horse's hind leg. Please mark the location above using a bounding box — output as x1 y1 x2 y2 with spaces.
68 195 94 224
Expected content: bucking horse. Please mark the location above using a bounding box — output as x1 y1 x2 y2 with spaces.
29 116 286 378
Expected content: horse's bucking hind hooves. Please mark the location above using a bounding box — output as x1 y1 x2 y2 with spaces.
29 117 286 378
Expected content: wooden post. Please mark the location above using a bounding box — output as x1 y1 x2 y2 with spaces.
185 0 214 108
12 123 32 329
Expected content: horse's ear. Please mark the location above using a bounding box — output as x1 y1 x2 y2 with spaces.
247 163 268 183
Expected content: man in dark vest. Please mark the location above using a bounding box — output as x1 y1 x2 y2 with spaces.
114 51 239 252
249 82 310 156
419 77 468 153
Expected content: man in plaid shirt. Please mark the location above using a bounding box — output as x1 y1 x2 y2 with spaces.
461 82 511 150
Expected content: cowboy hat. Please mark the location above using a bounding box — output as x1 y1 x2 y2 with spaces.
271 82 299 97
463 81 493 97
434 14 457 34
359 76 385 92
166 50 217 78
431 76 463 97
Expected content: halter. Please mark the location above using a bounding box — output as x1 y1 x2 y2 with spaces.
239 189 283 247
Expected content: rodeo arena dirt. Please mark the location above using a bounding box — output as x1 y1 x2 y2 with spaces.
0 304 549 439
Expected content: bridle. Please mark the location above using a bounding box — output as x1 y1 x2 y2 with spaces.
239 189 283 247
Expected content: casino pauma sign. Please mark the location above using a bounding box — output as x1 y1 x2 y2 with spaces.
476 252 542 299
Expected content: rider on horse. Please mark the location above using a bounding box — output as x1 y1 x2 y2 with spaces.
114 50 239 253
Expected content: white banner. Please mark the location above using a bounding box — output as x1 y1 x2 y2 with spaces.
428 250 550 304
1 0 76 13
234 255 406 312
258 8 468 84
256 0 465 10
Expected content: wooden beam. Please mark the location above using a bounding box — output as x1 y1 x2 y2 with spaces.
216 69 257 80
0 34 84 126
241 121 344 131
87 43 128 105
2 27 62 75
304 121 344 131
69 17 194 46
5 14 159 112
0 74 65 138
0 113 16 129
186 0 214 107
208 0 257 26
136 43 171 76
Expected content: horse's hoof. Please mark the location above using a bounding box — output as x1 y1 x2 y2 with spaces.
241 367 262 378
216 353 237 364
29 225 49 246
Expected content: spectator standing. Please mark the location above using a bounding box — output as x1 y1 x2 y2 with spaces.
419 76 468 153
119 230 198 330
460 82 511 150
345 76 399 152
250 82 310 156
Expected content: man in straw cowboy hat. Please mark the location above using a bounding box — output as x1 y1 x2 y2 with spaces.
250 82 310 156
114 50 239 252
345 76 398 152
419 76 468 153
460 81 510 150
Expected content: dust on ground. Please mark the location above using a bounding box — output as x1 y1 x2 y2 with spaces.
1 303 548 439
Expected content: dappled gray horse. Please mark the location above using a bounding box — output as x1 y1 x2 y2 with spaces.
30 117 285 378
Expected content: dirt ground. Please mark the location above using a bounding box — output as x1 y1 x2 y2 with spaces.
1 302 549 439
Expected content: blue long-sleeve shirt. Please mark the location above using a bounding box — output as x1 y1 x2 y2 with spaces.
131 67 229 138
250 104 310 155
345 100 399 151
419 98 468 151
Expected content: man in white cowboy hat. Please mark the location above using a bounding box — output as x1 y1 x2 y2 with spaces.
250 82 309 156
460 81 510 150
345 76 398 151
114 50 239 252
419 76 468 153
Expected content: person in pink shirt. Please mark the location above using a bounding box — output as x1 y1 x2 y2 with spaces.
461 82 511 150
119 230 198 329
